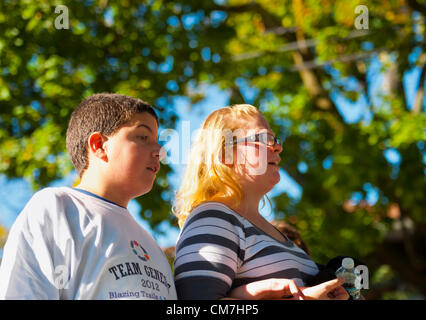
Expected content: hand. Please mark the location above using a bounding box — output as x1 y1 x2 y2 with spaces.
227 278 306 300
301 278 349 300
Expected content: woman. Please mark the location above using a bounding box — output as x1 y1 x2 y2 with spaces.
173 104 348 300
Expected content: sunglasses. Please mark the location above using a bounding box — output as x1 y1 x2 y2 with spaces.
225 132 281 147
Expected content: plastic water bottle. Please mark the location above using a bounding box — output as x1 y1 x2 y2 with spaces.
335 257 361 300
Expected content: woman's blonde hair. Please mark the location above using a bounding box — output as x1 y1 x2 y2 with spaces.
173 104 263 228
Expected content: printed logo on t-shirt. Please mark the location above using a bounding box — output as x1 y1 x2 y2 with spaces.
105 240 174 300
107 260 173 299
130 240 150 261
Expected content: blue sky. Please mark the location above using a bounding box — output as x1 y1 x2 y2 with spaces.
0 55 423 251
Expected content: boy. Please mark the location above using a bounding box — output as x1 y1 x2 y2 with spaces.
0 93 177 300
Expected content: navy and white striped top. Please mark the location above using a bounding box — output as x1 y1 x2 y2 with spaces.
174 202 319 299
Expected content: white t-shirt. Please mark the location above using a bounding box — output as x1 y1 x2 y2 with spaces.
0 187 177 300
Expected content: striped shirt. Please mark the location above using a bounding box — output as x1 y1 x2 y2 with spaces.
174 202 319 300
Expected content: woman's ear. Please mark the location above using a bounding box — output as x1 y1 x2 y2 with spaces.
87 132 108 161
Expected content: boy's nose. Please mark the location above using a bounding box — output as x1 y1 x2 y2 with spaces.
153 145 167 161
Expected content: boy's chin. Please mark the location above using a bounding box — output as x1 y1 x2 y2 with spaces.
135 182 155 198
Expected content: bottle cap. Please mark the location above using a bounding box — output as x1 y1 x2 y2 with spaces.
342 257 354 269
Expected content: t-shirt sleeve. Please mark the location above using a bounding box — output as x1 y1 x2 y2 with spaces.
173 209 245 300
0 191 61 299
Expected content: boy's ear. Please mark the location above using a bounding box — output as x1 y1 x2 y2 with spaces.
88 132 108 161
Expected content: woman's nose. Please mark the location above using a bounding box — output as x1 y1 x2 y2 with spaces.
273 141 283 154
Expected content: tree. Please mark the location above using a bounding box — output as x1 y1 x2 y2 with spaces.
0 0 425 298
0 0 221 230
192 0 426 298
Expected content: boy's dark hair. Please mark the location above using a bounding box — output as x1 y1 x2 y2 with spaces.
66 93 158 177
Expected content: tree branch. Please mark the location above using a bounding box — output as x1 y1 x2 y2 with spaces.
216 2 346 123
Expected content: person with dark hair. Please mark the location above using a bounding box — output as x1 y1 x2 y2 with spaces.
271 220 310 256
0 93 177 300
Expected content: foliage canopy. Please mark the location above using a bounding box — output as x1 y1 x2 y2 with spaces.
0 0 425 298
